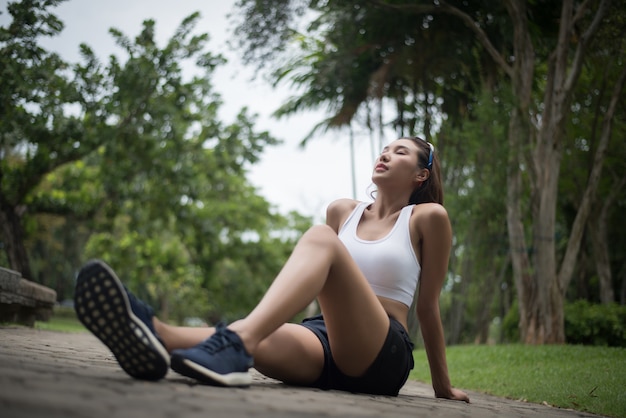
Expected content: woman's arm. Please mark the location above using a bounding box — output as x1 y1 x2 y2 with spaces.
414 205 469 402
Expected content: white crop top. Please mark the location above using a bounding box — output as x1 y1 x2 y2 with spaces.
338 202 421 307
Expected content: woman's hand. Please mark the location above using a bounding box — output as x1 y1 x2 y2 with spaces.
435 388 470 403
436 388 470 403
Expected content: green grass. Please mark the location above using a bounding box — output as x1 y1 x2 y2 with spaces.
411 344 626 417
34 306 86 333
35 315 86 333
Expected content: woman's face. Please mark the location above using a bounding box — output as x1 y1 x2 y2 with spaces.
372 139 422 187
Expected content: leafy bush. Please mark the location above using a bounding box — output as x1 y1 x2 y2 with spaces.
565 300 626 347
501 300 520 343
500 300 626 347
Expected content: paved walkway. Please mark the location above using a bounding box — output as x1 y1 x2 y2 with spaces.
0 327 603 418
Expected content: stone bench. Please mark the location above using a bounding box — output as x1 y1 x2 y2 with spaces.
0 266 57 326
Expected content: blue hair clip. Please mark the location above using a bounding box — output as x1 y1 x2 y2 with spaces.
426 141 434 169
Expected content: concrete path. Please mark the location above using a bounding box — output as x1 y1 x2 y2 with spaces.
0 327 603 418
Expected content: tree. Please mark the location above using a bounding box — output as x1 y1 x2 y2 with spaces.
440 87 511 344
379 0 624 342
233 0 508 344
234 0 625 344
451 0 621 343
233 0 487 198
1 1 308 323
560 19 626 304
0 0 95 279
376 0 624 343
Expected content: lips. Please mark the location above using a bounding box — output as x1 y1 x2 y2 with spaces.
375 163 388 171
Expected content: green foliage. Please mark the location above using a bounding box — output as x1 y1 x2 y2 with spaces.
1 0 313 323
242 0 494 141
411 344 626 418
438 86 512 344
559 24 626 303
501 300 626 347
1 0 118 281
84 214 207 324
501 300 520 343
5 0 625 343
202 210 311 322
233 0 308 68
564 300 626 347
233 0 626 346
69 15 304 322
0 0 103 200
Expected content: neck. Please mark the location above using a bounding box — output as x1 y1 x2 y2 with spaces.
368 191 411 218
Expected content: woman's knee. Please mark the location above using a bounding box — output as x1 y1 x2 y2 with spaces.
301 224 339 248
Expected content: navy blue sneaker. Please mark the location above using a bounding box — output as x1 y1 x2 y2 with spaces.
170 323 253 387
74 259 169 381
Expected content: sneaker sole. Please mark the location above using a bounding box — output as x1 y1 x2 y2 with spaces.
74 260 170 381
170 354 252 387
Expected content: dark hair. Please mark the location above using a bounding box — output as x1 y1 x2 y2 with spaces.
403 137 444 205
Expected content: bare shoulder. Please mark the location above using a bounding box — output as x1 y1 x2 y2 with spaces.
411 202 449 220
326 198 360 233
410 203 451 237
327 198 359 214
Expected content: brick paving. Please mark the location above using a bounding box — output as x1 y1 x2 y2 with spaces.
0 327 604 418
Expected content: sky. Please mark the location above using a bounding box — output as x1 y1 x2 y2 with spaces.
1 0 385 222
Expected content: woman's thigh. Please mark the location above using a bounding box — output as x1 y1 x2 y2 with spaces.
253 323 325 385
252 225 392 382
315 228 392 376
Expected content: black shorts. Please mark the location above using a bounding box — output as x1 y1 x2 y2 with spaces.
299 314 414 396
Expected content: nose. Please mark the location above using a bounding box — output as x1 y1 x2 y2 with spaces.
379 151 390 162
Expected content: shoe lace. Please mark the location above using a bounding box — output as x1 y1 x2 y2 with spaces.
198 324 243 354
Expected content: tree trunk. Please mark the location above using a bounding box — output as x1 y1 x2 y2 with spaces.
509 0 610 343
447 244 471 345
404 0 607 343
589 175 625 304
575 248 590 300
477 252 510 344
504 0 539 343
506 108 535 343
530 116 564 343
589 215 614 304
430 0 612 346
476 271 496 344
557 61 626 300
0 204 33 280
621 266 626 305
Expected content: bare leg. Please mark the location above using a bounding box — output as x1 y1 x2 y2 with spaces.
229 224 390 377
161 224 389 380
153 319 213 351
155 318 325 384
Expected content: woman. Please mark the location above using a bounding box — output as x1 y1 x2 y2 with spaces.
74 136 469 402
